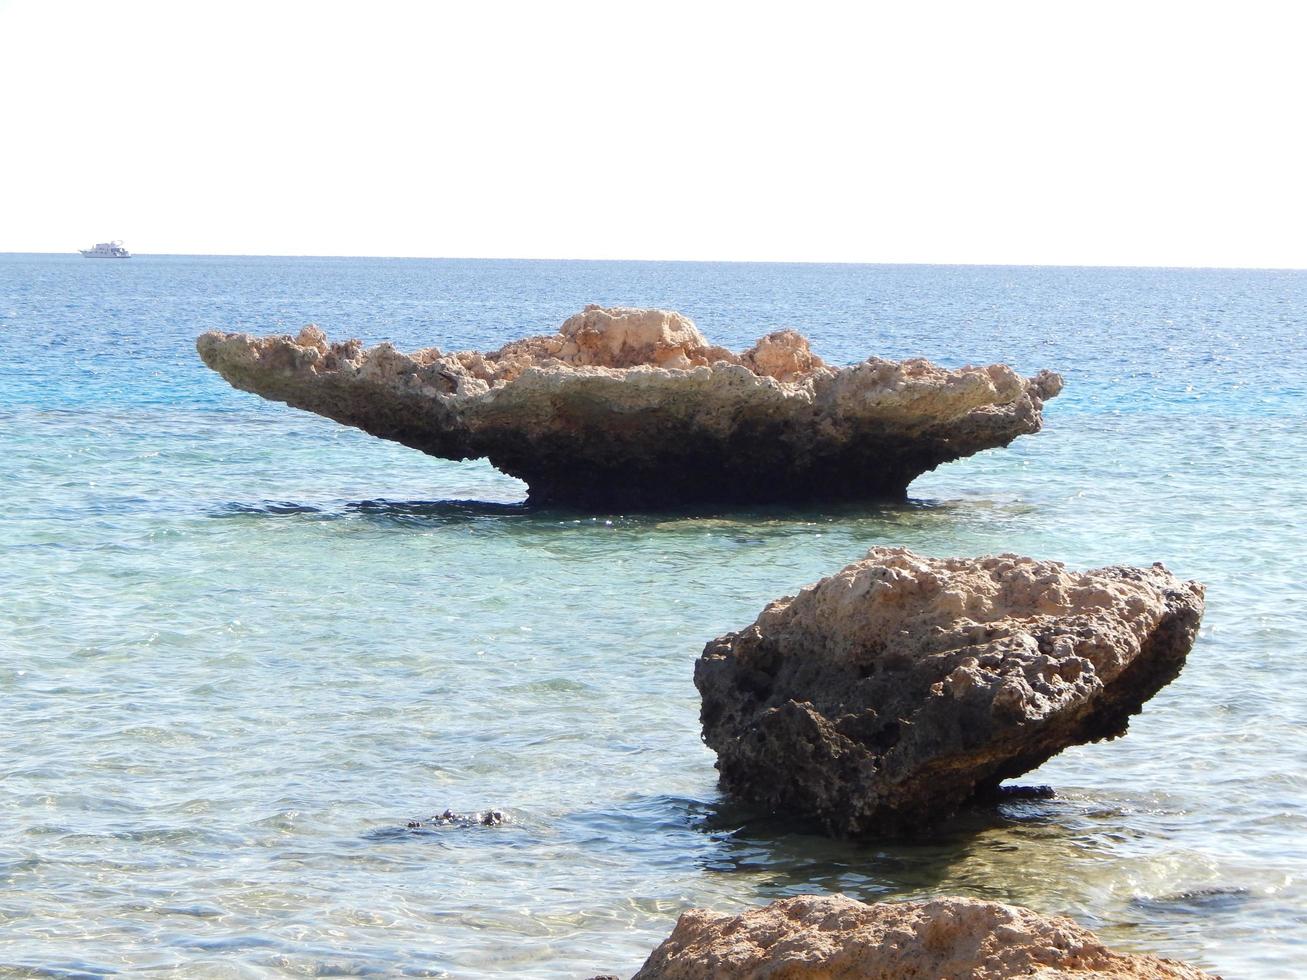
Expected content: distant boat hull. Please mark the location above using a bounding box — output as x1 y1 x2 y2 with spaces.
80 241 131 258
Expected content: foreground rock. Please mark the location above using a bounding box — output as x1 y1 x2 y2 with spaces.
632 895 1217 979
197 306 1061 508
696 548 1204 836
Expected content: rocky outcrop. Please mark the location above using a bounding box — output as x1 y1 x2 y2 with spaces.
632 895 1217 979
696 548 1204 837
197 306 1061 508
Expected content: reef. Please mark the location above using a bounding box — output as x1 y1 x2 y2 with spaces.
696 548 1204 837
197 306 1061 508
631 895 1216 979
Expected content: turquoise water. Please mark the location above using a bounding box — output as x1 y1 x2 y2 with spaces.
1 254 1304 978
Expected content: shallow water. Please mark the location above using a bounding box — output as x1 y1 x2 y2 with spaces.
1 254 1304 977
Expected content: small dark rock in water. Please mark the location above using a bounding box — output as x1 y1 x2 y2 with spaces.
406 808 507 830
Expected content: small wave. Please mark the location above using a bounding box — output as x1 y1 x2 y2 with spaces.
1131 886 1254 915
502 677 596 696
346 498 534 527
0 961 119 979
210 497 535 524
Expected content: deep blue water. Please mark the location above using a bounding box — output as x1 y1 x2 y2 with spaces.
1 254 1304 977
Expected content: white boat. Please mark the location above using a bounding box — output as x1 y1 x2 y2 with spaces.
79 240 131 258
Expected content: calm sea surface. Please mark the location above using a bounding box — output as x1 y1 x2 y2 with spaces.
1 254 1304 978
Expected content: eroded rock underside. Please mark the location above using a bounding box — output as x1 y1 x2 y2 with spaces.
197 306 1061 508
696 548 1205 837
632 895 1217 979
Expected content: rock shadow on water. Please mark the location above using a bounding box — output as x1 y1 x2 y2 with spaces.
687 786 1071 895
347 498 534 528
208 495 969 537
353 787 1221 934
210 500 329 518
628 497 960 530
377 791 1073 897
209 498 532 526
363 783 1069 860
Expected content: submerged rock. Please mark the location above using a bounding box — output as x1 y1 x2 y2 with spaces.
405 808 505 829
696 548 1204 837
632 895 1217 979
197 306 1061 508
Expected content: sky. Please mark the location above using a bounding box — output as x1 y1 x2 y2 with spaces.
1 0 1305 267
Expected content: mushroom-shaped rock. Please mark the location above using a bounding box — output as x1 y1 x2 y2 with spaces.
197 306 1061 509
632 895 1217 979
695 548 1204 837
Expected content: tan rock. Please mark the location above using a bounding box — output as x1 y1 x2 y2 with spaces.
741 329 825 382
196 305 1061 508
696 549 1204 836
633 895 1217 979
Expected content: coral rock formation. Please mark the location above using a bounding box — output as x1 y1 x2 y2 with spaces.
632 895 1216 979
696 548 1204 837
197 306 1061 508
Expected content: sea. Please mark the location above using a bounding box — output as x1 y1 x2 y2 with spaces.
1 254 1303 978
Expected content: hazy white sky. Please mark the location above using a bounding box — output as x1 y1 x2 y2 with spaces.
1 0 1304 266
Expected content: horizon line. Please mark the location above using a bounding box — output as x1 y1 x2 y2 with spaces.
3 250 1306 273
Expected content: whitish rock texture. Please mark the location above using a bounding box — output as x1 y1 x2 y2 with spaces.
197 306 1061 508
632 895 1217 979
696 548 1204 837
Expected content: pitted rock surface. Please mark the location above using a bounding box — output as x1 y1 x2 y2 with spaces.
197 306 1061 508
632 895 1217 979
696 548 1204 836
